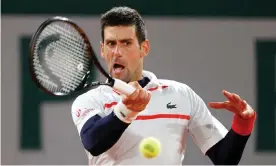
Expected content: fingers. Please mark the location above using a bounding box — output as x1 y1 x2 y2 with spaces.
122 81 151 112
128 81 142 91
209 90 256 119
209 101 239 114
125 82 142 101
223 90 242 104
239 100 247 111
232 93 241 103
223 90 241 103
143 90 151 105
222 90 234 101
208 102 228 109
209 101 231 110
225 105 240 114
138 88 150 105
211 90 254 118
222 90 247 110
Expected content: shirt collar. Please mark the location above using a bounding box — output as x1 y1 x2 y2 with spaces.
141 70 160 88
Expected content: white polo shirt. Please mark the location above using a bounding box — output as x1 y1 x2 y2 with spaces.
71 70 228 165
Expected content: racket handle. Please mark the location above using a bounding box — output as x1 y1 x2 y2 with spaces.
113 78 136 95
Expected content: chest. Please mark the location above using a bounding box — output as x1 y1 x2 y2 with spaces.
103 88 192 141
99 88 192 162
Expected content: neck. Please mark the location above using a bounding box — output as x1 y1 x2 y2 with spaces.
129 60 143 82
131 70 143 82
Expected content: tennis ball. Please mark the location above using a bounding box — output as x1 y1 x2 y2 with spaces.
139 137 161 158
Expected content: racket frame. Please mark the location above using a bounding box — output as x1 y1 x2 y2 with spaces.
29 16 135 96
29 16 113 96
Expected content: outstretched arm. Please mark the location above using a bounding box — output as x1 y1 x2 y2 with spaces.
206 90 256 165
186 86 256 165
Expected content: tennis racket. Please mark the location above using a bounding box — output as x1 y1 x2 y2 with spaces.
29 16 136 96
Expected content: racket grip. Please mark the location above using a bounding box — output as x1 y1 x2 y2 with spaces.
113 78 136 95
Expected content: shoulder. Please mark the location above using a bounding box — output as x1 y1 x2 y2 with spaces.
158 79 194 94
71 85 114 122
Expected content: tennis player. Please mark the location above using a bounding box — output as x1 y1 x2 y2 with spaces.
71 6 256 165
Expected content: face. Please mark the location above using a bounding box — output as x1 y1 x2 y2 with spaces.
101 25 149 83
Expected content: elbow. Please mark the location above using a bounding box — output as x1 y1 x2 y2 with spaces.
79 113 127 156
218 158 241 165
212 159 240 165
83 144 104 156
83 141 109 156
88 148 103 156
209 153 242 165
81 133 105 156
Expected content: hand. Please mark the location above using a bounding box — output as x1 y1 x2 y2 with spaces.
122 81 151 112
208 90 255 119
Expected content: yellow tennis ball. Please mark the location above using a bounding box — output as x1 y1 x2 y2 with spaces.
139 137 161 158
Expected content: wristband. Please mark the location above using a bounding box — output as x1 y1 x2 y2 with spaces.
232 111 256 136
113 101 139 124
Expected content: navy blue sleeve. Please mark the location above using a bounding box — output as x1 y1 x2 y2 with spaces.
80 111 130 156
206 129 250 165
80 77 149 156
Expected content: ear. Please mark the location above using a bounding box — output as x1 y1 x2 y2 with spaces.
100 41 104 58
140 39 150 58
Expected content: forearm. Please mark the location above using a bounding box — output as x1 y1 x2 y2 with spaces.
80 111 129 156
206 129 250 165
206 112 256 165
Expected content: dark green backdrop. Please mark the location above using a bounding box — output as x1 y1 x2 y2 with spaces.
2 0 276 17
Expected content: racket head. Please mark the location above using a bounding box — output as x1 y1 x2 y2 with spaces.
29 16 112 96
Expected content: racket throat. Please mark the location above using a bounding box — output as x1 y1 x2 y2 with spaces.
111 78 136 96
107 78 115 86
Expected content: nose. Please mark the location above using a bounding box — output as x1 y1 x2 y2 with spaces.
112 45 122 57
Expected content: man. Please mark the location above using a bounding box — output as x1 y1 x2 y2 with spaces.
71 6 256 165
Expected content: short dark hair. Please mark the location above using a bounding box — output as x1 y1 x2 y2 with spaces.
100 6 147 44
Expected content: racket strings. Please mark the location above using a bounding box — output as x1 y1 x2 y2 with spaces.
32 21 91 94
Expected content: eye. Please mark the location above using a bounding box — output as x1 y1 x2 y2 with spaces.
124 41 131 46
107 41 116 46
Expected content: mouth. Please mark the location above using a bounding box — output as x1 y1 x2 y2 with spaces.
112 63 125 74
